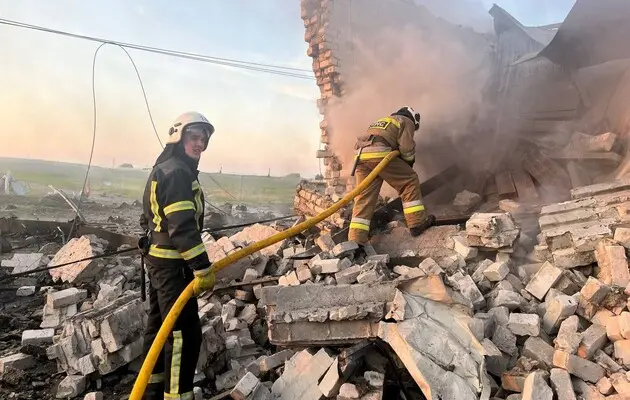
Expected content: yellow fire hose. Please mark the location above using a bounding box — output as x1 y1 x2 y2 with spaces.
129 151 400 399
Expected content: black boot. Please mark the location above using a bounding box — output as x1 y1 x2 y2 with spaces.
409 215 436 237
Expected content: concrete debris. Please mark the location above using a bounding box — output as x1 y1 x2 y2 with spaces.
16 285 36 296
48 235 107 283
465 212 520 249
272 348 336 399
56 375 87 399
0 353 36 374
1 252 45 275
453 190 482 213
22 328 55 346
11 179 630 399
230 223 285 257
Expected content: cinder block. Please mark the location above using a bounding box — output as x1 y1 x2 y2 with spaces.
21 329 55 346
542 295 577 334
484 261 510 282
230 371 260 400
508 313 540 336
525 262 562 301
595 240 630 287
47 287 88 309
522 337 554 369
522 370 552 400
553 350 605 383
549 368 577 400
0 353 36 374
576 324 607 359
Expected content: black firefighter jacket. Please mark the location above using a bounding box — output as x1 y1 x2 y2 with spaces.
140 156 210 271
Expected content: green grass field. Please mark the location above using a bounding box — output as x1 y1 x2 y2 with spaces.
0 158 302 206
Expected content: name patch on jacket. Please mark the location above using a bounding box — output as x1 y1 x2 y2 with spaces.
368 118 391 130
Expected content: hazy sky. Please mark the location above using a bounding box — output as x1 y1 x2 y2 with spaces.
0 0 575 176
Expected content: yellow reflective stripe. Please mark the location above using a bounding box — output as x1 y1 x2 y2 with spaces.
350 222 370 231
370 117 401 130
181 243 206 261
352 217 371 225
164 201 195 216
359 151 391 160
150 181 162 232
193 182 203 230
401 153 415 161
170 330 183 395
403 200 423 208
149 245 183 259
148 372 165 384
164 392 193 400
383 117 401 129
403 205 426 214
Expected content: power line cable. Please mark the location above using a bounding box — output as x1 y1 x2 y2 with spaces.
0 18 314 79
3 18 282 214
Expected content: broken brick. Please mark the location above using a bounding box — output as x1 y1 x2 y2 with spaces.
525 262 562 301
577 323 608 359
580 277 612 306
522 370 552 400
595 240 630 287
549 368 577 400
508 313 540 336
543 295 577 334
553 350 605 383
484 261 510 282
554 316 581 354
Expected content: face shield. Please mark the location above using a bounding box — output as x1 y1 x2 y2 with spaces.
183 122 214 150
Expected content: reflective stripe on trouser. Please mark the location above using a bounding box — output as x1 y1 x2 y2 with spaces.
349 157 425 244
142 259 202 399
402 200 427 227
164 391 194 399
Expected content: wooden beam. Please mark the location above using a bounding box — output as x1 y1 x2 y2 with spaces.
495 171 517 198
511 169 539 200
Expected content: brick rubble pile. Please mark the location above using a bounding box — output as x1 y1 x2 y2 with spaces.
6 180 630 398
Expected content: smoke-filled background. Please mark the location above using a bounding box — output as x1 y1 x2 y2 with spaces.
324 1 496 183
318 0 630 203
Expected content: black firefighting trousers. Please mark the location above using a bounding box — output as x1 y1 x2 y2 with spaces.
141 259 202 400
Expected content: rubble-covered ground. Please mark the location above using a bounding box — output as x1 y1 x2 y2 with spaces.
6 180 630 399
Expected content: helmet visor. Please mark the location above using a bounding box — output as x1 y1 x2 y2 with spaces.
185 123 213 139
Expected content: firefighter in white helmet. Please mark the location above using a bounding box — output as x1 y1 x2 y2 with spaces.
139 111 217 399
349 106 435 245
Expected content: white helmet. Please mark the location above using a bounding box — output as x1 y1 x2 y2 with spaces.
166 111 215 150
392 106 421 131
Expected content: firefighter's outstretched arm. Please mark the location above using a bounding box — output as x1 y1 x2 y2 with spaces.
159 170 215 294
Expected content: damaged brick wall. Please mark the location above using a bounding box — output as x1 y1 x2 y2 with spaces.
294 180 349 229
297 0 493 221
301 0 457 193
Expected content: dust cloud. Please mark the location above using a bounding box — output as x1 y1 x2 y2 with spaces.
325 21 495 178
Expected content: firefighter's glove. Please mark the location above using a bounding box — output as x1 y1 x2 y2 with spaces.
193 265 216 296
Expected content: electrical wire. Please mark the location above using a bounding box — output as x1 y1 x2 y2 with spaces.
0 18 314 79
3 18 288 217
206 175 239 201
67 42 106 239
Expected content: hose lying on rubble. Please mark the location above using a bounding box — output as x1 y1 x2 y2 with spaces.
129 151 401 399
